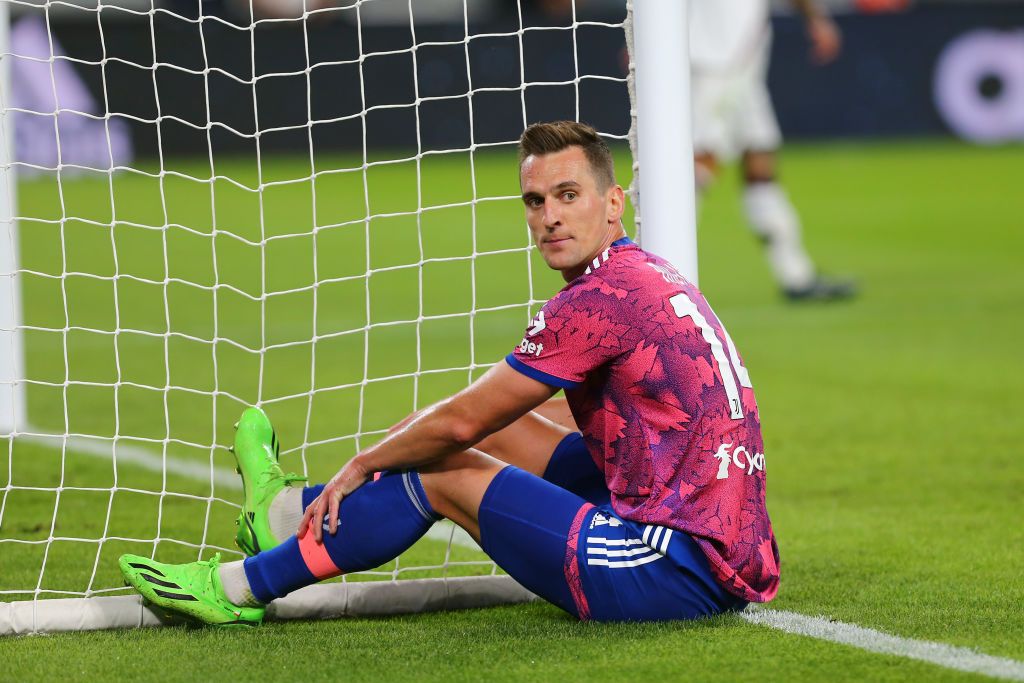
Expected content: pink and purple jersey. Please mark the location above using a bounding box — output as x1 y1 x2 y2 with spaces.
506 238 779 603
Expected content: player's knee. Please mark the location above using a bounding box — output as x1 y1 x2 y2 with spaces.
741 150 777 184
418 450 505 519
694 152 718 191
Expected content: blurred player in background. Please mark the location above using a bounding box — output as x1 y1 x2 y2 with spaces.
117 122 778 625
690 0 857 301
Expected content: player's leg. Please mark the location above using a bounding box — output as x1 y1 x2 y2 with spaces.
232 452 611 620
690 65 728 198
531 395 576 431
120 449 569 624
120 407 445 624
473 408 572 477
733 40 815 293
237 451 590 616
230 407 308 556
741 147 856 301
120 457 450 625
740 147 815 293
569 508 748 621
119 401 612 625
695 151 720 193
118 406 587 624
436 459 594 616
121 442 739 624
737 38 855 301
474 402 607 506
246 403 597 557
466 465 746 621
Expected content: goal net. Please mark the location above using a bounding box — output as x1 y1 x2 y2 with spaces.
0 0 660 633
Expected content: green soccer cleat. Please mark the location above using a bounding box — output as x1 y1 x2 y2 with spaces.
232 406 307 557
119 553 264 627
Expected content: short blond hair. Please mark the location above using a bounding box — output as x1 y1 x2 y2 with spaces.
518 121 616 190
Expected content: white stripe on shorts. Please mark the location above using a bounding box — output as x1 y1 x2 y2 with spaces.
586 545 658 558
660 528 674 554
587 537 646 547
586 553 664 568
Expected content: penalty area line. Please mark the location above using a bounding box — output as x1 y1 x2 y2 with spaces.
740 609 1024 682
24 432 1021 679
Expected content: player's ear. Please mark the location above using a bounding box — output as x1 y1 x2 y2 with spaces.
606 184 625 224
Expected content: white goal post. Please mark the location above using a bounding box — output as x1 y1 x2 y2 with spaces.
0 0 26 436
0 0 695 635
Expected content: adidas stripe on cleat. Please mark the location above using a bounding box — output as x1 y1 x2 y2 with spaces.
118 553 264 627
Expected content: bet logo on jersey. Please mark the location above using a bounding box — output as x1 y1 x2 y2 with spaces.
517 338 544 357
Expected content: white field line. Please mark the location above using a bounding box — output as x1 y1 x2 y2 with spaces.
740 609 1024 682
23 435 1023 680
21 433 243 491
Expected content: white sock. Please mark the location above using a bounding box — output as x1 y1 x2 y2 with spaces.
743 182 815 290
269 486 306 543
218 560 262 607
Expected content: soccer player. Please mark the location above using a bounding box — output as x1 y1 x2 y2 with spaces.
119 121 779 625
690 0 856 301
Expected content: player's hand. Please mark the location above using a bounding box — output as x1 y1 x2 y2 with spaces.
807 15 842 65
297 456 372 543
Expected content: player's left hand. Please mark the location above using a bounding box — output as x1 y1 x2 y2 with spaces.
298 456 372 543
807 16 842 65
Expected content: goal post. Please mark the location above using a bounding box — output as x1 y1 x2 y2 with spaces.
0 0 26 436
0 0 695 634
628 0 698 284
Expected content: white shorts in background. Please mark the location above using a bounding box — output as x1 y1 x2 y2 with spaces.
691 32 782 161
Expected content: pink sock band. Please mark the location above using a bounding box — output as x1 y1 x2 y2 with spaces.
298 519 342 579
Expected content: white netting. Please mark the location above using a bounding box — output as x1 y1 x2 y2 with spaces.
0 0 631 613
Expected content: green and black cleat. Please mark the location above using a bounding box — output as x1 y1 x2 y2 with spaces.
119 553 264 627
232 407 306 557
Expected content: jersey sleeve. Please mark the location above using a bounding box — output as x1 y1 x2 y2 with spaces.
505 285 629 389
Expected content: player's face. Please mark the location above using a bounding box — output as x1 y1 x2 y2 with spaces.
520 146 625 280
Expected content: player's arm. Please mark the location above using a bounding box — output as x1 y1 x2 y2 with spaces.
790 0 842 64
300 361 558 540
387 395 576 440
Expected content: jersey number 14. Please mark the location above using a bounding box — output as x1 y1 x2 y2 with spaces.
669 293 752 420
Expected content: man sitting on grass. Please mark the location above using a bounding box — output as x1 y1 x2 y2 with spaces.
119 121 779 624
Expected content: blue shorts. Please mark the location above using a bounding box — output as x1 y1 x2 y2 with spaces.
477 433 747 621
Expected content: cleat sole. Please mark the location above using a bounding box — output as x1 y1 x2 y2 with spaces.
216 621 260 629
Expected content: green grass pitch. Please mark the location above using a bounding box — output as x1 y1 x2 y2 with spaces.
1 139 1022 681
